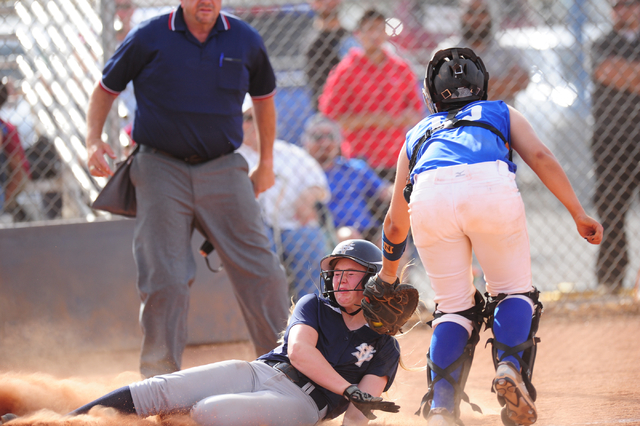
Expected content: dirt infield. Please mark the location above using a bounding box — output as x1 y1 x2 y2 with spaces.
1 300 639 426
380 301 640 426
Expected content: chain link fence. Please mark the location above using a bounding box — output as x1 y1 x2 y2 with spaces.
0 0 637 303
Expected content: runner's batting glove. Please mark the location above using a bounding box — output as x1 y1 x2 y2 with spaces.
343 384 400 420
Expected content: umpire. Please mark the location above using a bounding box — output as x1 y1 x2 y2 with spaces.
85 0 289 378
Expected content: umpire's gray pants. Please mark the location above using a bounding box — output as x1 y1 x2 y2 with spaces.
130 150 289 377
130 360 325 426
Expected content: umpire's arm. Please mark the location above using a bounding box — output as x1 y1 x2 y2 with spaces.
248 96 277 196
86 83 118 177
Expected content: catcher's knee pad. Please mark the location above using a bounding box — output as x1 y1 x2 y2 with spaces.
416 290 485 422
485 288 543 401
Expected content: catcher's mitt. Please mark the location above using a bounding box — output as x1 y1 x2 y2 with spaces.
361 275 420 335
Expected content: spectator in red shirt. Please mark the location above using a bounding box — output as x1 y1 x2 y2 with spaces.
0 78 30 213
318 8 423 181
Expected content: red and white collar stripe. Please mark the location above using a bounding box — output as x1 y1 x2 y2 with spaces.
220 12 230 30
168 8 176 30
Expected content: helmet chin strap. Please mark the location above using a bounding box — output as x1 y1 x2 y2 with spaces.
343 305 362 316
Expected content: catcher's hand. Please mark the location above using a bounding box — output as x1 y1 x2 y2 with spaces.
361 275 420 335
343 385 400 420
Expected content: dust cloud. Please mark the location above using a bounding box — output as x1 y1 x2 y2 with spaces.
0 372 201 426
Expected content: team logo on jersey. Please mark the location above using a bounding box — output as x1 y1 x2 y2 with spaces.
337 241 356 254
352 343 376 367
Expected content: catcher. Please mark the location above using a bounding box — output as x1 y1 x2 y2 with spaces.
1 240 400 426
363 47 603 426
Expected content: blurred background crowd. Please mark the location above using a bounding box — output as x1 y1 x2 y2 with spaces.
0 0 638 303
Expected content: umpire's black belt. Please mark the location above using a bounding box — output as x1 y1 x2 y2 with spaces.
261 359 328 411
139 145 215 165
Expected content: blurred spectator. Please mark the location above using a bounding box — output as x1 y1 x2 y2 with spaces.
115 0 137 132
0 78 37 149
318 8 423 182
302 113 392 244
115 0 136 43
0 78 31 220
436 0 530 105
590 0 640 295
1 78 62 221
25 134 63 220
237 97 331 302
304 0 359 111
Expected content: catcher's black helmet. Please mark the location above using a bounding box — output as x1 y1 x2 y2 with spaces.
320 239 382 308
423 47 489 113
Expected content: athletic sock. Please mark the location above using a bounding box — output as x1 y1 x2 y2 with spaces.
493 297 533 371
68 386 137 416
429 321 469 412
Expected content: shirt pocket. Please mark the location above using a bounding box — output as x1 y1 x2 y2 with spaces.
218 56 247 92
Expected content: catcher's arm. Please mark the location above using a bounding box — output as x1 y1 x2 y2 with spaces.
379 143 413 282
508 106 603 244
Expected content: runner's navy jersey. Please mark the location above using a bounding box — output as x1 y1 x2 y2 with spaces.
406 100 516 184
258 293 400 419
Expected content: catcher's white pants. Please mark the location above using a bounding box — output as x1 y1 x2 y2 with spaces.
410 161 534 334
130 360 325 426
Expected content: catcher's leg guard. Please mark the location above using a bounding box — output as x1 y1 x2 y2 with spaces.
492 296 534 371
485 289 543 425
416 290 485 425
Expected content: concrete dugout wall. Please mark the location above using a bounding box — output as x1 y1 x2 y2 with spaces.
0 219 250 357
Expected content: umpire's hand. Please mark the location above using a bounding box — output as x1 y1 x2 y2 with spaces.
87 139 116 177
249 162 275 197
343 385 400 420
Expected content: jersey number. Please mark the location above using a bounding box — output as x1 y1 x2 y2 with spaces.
467 105 482 121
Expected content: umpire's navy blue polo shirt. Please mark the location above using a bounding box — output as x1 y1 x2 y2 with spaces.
100 6 276 160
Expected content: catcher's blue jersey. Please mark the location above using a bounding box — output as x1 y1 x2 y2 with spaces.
406 100 516 184
258 294 400 418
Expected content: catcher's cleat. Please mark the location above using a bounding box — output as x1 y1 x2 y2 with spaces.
0 414 18 424
493 362 537 425
426 407 456 426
